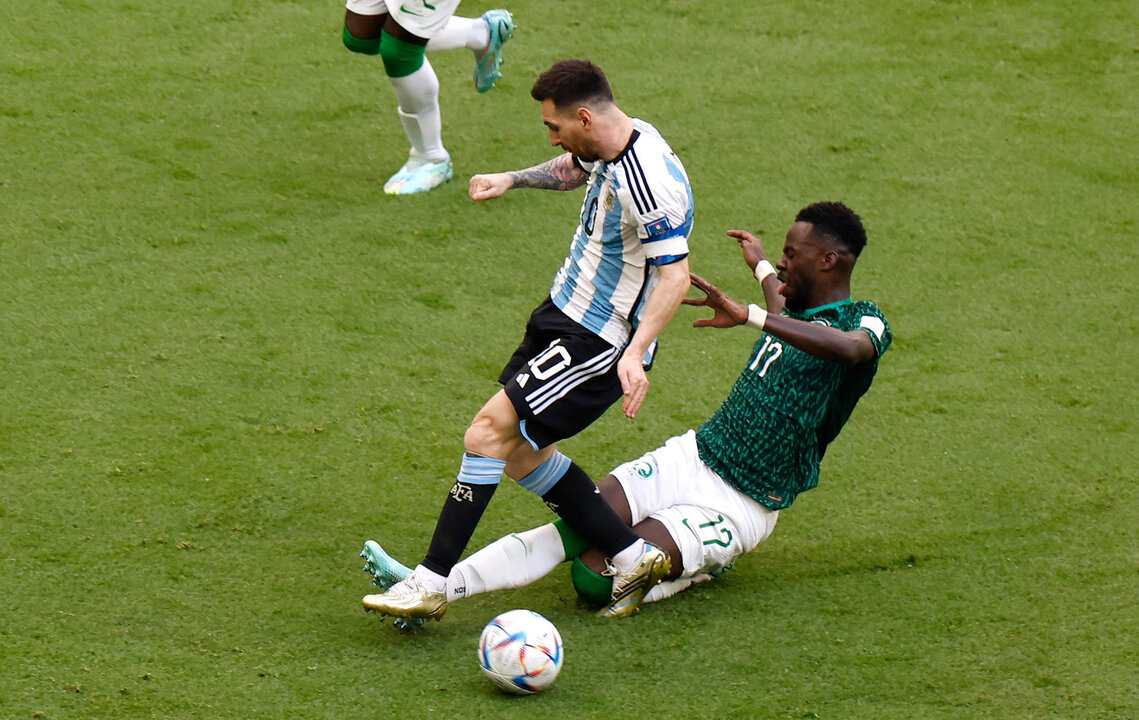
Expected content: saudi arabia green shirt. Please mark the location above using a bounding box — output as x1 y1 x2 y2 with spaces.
695 298 891 510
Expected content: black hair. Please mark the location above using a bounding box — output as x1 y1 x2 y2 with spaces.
530 59 614 110
795 201 867 257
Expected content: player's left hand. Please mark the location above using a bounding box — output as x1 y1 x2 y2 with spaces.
617 353 649 419
684 273 749 328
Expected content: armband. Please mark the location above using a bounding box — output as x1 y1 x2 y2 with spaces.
746 304 768 331
753 260 776 283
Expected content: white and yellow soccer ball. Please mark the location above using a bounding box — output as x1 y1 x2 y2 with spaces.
477 609 564 694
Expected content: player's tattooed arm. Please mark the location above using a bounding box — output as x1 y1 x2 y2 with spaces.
469 154 586 201
507 153 587 191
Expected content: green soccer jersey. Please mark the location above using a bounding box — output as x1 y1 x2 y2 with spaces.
695 298 891 510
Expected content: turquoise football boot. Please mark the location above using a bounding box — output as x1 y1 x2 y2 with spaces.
360 541 426 630
473 10 514 93
360 540 411 590
383 154 453 195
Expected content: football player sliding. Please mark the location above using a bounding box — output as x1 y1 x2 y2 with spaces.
364 202 892 623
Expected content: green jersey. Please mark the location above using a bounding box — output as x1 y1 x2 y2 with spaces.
695 298 891 510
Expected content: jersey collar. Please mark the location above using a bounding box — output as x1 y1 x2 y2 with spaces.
611 128 641 164
794 297 853 319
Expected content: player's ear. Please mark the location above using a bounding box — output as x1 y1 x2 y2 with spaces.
576 106 592 129
818 249 839 271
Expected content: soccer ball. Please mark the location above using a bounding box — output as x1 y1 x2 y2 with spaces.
477 609 564 694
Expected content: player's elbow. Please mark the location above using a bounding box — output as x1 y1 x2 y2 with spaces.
672 271 691 296
834 335 876 365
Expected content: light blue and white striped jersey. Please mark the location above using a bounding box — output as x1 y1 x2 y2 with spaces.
549 119 694 349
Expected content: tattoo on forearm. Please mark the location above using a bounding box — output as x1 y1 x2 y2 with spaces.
508 155 586 191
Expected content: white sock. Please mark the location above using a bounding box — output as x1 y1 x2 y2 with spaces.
446 524 567 602
425 16 489 53
611 538 648 574
388 57 446 162
410 564 447 594
644 572 714 603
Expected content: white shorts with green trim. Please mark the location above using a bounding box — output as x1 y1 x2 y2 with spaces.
611 429 779 578
345 0 462 38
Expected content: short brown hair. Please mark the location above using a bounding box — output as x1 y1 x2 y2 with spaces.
530 59 614 110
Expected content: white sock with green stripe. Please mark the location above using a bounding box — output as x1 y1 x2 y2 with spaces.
446 524 565 602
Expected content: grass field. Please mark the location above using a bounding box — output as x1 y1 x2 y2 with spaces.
2 0 1138 718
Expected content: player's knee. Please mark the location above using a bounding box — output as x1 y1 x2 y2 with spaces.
465 415 518 459
342 26 381 55
378 30 425 77
570 556 612 607
466 400 527 457
463 416 495 455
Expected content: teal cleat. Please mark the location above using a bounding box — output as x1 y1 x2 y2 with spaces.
360 541 425 630
473 10 514 93
360 540 411 590
383 154 453 195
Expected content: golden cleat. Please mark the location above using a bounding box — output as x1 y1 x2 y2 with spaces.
598 543 671 619
362 575 447 620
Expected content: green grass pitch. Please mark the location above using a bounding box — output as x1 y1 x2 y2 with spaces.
2 0 1137 718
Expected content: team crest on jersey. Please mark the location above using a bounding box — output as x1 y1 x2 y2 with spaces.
645 217 672 237
633 461 654 478
603 187 616 213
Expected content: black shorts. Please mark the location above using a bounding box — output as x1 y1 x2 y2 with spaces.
499 298 624 450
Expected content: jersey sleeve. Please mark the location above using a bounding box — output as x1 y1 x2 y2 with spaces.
852 301 892 358
624 145 693 267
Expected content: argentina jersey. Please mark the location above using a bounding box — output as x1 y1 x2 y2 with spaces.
549 119 694 349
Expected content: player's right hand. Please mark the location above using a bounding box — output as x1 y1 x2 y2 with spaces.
616 353 650 419
684 273 748 328
469 173 513 201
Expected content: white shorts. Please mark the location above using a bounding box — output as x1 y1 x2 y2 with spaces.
611 430 779 579
344 0 461 38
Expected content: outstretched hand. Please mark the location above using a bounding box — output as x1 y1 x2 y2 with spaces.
683 273 749 328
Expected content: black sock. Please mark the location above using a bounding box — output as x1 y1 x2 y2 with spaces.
541 462 638 558
421 457 501 576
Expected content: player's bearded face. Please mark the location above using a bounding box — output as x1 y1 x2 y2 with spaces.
778 223 820 312
780 273 815 313
541 101 597 160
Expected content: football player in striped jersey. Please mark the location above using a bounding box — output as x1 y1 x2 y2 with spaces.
363 59 694 621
